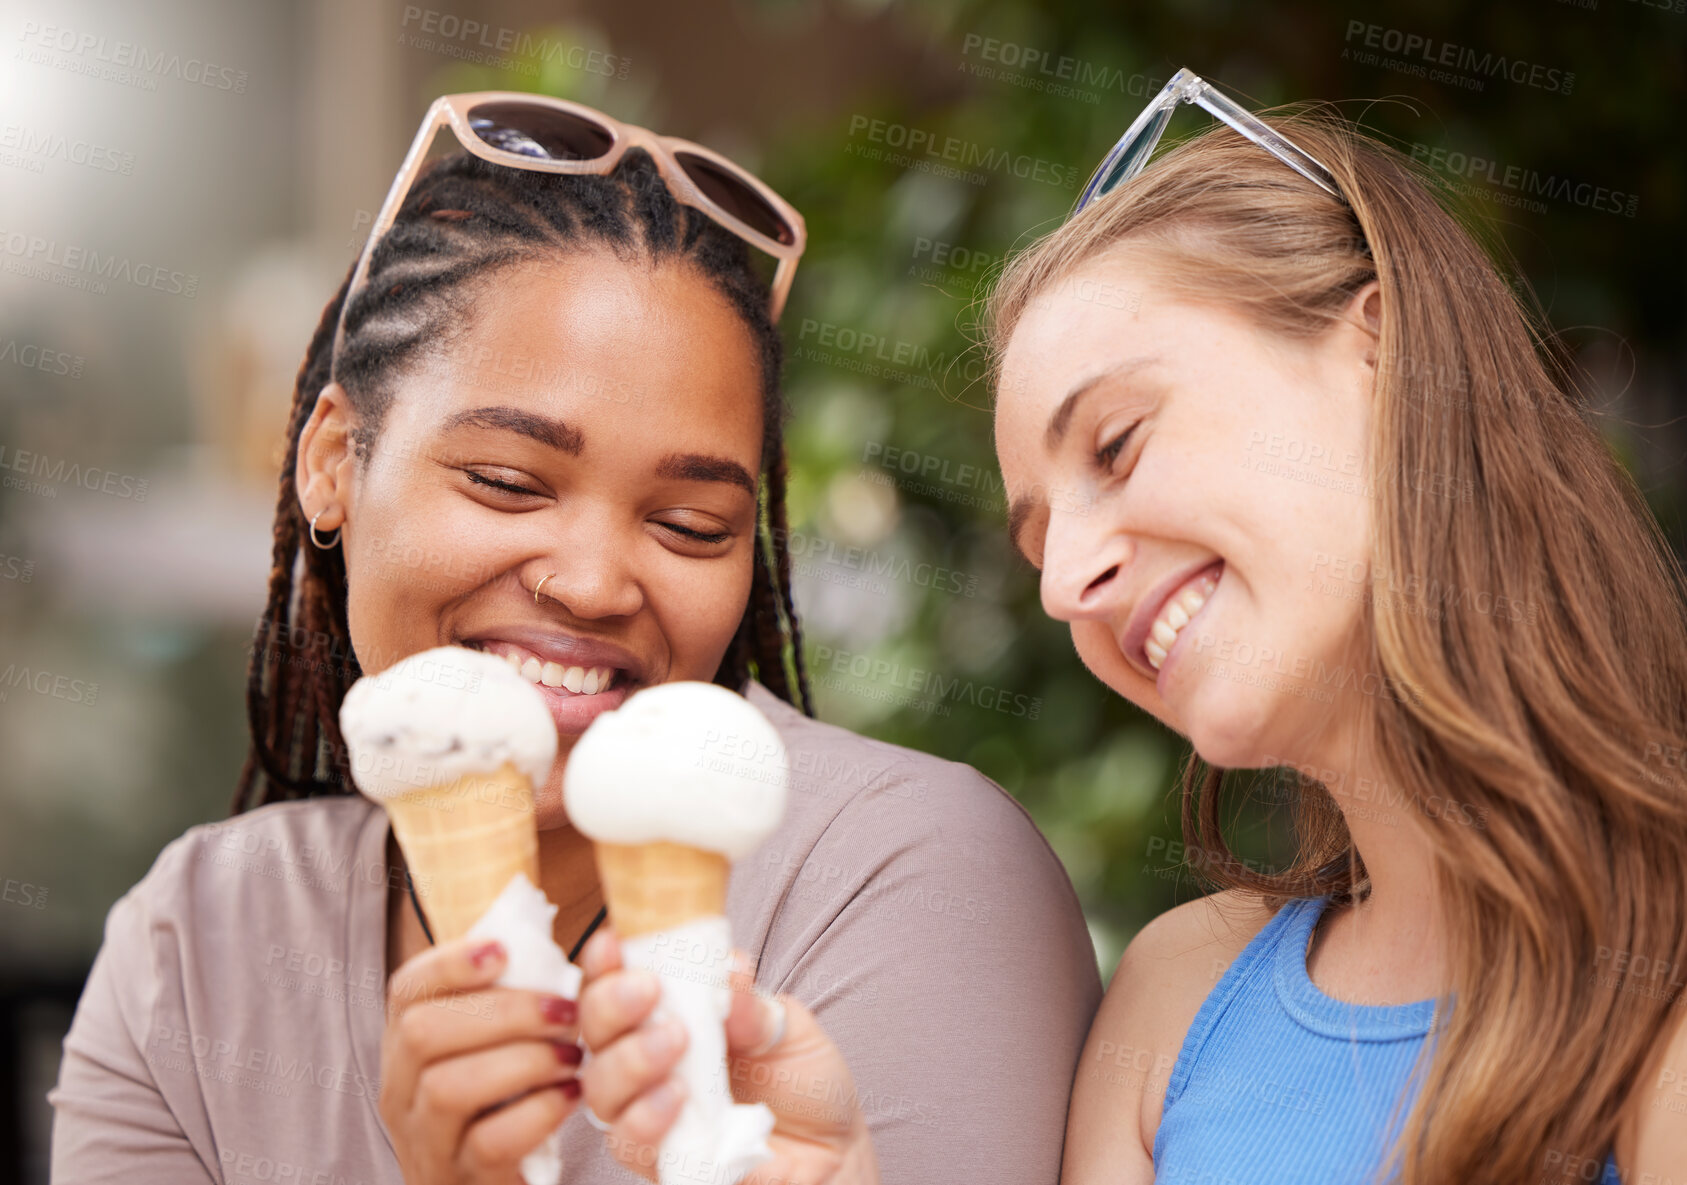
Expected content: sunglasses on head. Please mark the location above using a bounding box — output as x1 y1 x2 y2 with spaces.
1074 67 1347 217
331 92 807 373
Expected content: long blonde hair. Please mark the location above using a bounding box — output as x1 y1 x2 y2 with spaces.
988 109 1687 1183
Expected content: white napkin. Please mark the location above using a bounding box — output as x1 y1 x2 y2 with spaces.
621 917 775 1185
464 873 584 1185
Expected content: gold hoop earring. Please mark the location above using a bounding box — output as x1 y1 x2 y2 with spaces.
534 573 556 604
309 510 342 550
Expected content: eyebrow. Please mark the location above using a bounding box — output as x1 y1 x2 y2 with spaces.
656 452 757 495
1043 355 1162 451
441 406 584 454
1009 354 1163 560
1007 497 1041 564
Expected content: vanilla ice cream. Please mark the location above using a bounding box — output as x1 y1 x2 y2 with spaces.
340 645 557 800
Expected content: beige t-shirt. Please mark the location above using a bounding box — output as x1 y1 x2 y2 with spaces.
49 682 1101 1184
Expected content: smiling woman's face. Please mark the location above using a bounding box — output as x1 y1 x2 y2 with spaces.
994 249 1380 770
296 250 764 822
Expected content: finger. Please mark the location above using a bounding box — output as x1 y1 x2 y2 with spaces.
382 986 579 1117
579 966 661 1050
580 1015 687 1123
413 1039 583 1134
458 1081 580 1179
387 935 507 1012
724 963 786 1058
393 985 578 1063
578 927 623 980
605 1080 687 1183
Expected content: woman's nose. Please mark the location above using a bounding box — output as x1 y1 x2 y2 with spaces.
1039 505 1132 624
536 517 644 620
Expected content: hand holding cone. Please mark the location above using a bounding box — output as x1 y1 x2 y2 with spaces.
565 682 789 1185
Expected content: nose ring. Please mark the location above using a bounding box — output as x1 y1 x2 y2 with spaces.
534 573 556 605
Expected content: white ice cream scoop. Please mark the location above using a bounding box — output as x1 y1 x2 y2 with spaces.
563 680 787 858
339 644 558 800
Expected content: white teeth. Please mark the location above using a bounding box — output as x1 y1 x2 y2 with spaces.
475 645 618 695
1144 567 1221 672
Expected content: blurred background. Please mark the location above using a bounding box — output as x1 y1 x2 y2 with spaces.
0 0 1679 1178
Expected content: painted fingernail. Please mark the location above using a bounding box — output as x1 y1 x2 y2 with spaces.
469 940 505 969
554 1040 583 1066
541 996 578 1025
560 1079 582 1100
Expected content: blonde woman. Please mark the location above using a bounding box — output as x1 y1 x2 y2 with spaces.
580 71 1687 1185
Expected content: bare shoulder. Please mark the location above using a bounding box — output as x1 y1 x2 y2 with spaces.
1114 890 1277 1008
1061 891 1277 1185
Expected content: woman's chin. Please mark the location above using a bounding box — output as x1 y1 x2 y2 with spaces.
1173 689 1287 772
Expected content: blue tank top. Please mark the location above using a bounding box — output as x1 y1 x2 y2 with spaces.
1152 896 1622 1183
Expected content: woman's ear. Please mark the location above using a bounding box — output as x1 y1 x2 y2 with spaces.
1345 279 1382 372
296 382 358 532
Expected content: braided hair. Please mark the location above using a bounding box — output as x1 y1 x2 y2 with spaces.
234 149 812 814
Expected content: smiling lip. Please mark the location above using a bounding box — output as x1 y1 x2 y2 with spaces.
457 626 649 737
1119 559 1225 682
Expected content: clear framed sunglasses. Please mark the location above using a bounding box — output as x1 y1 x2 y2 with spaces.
1074 67 1345 216
331 92 807 374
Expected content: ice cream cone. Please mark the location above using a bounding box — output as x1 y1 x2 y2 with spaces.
594 840 730 938
385 761 540 943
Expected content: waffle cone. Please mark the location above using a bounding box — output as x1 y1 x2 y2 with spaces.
384 762 539 943
594 841 729 938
